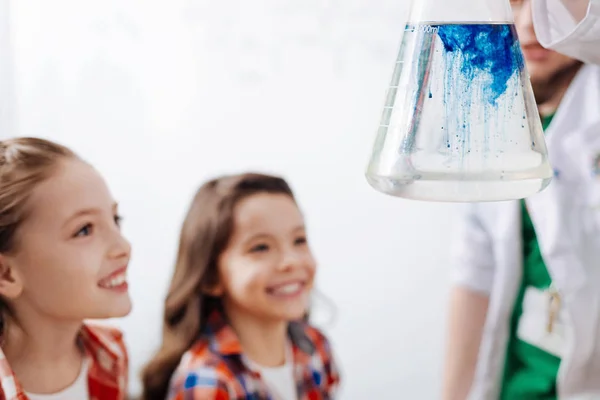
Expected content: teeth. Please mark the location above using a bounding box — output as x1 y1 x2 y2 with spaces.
100 272 127 288
271 283 302 295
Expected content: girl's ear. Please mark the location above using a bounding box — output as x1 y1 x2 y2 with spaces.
201 282 224 297
0 255 23 300
201 275 225 297
201 265 224 297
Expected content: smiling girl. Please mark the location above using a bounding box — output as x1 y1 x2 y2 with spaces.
142 173 340 400
0 137 131 400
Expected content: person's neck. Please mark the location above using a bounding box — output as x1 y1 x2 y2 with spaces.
538 87 567 117
537 64 582 117
225 305 288 367
2 310 84 394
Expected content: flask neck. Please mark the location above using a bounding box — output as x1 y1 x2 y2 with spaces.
406 0 513 23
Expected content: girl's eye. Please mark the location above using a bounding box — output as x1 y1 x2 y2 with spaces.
250 243 269 253
295 236 307 245
114 214 123 227
74 223 93 238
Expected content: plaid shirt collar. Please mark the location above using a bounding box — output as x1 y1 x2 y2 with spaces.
204 310 316 367
0 323 126 400
169 311 340 400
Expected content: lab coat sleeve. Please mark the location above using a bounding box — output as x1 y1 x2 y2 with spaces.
450 204 495 295
532 0 600 64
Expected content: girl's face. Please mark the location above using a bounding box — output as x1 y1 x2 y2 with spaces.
1 158 132 322
215 193 316 323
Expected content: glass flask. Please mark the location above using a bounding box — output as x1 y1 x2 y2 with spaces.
365 0 553 202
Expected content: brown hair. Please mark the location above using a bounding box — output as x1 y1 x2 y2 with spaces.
0 137 76 325
141 172 296 400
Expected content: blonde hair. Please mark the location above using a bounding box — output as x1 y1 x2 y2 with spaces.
0 137 76 253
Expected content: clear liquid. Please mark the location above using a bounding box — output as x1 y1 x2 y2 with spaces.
366 23 552 202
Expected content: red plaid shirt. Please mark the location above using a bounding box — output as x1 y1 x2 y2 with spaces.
168 311 340 400
0 323 128 400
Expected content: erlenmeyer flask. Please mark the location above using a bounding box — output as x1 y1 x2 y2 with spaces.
365 0 553 202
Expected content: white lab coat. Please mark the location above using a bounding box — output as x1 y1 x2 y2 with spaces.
452 64 600 400
533 0 600 64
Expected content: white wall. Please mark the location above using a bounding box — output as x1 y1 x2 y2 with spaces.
6 1 455 398
0 0 14 138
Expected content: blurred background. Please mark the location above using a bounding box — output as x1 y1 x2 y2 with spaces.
0 0 457 397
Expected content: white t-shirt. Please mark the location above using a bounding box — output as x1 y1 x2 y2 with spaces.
245 343 297 400
254 361 296 400
26 358 89 400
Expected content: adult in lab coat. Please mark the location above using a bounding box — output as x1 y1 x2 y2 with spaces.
442 0 600 398
533 0 600 64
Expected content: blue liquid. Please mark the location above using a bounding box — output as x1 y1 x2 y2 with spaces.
366 23 551 202
436 24 525 105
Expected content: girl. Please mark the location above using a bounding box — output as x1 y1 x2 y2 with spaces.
141 173 340 400
0 137 131 399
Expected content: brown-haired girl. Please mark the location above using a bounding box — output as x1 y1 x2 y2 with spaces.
142 173 340 400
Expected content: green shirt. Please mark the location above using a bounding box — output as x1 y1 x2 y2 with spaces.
500 114 560 400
